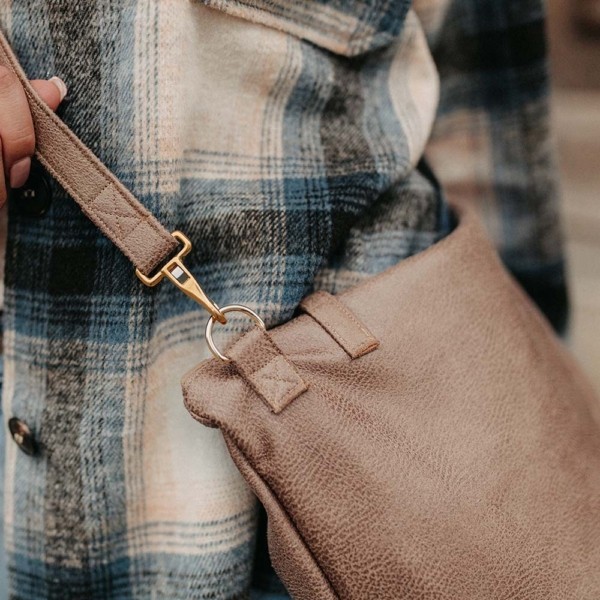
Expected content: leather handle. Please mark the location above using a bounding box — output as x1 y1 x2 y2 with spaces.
0 31 178 276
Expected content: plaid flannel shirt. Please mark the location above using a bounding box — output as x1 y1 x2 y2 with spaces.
0 0 564 598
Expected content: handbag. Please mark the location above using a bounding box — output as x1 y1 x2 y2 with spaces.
2 32 600 599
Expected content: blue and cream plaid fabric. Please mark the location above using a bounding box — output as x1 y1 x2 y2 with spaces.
0 0 564 598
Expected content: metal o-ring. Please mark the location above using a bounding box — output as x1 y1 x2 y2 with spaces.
205 304 266 362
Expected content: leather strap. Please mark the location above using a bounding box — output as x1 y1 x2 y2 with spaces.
300 291 379 359
0 31 178 276
229 327 308 414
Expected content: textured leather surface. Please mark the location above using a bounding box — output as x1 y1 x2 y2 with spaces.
0 32 177 276
183 207 600 599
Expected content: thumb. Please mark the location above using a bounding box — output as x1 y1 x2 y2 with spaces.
30 76 68 111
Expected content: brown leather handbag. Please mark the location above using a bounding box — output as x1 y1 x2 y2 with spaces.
182 207 600 599
2 31 600 600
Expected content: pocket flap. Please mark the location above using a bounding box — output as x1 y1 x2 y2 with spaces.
199 0 412 56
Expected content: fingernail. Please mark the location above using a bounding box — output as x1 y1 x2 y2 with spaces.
10 157 31 189
49 76 68 101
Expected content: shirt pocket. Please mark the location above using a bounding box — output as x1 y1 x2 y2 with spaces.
198 0 412 56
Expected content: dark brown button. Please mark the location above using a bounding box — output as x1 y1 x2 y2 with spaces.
11 159 53 217
8 417 38 456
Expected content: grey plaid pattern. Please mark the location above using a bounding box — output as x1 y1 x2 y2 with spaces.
0 0 563 598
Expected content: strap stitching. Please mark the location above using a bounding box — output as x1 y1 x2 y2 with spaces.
233 331 308 413
312 293 375 341
30 106 175 272
249 358 307 409
35 150 168 272
302 293 378 357
0 30 179 273
31 102 169 233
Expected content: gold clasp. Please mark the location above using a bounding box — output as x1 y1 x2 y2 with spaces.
135 231 227 324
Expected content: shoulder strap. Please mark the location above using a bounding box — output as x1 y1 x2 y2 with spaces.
0 31 178 276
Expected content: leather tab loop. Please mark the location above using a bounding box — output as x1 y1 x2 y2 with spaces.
229 327 308 414
300 291 379 359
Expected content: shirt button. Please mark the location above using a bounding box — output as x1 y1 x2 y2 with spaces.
11 159 53 217
8 417 38 456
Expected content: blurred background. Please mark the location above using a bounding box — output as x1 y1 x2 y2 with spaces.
548 0 600 391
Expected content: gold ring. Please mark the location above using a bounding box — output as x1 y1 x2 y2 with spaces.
205 304 266 362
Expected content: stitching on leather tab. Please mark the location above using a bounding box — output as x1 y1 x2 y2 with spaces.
248 355 308 413
231 329 309 414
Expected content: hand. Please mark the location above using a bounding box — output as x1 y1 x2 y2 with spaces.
0 68 67 207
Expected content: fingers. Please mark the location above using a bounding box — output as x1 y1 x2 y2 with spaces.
0 70 67 206
31 77 67 112
0 138 6 207
0 65 36 189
